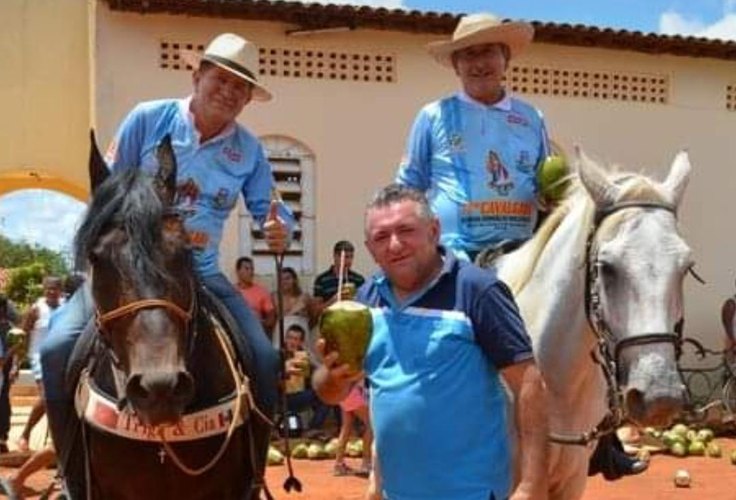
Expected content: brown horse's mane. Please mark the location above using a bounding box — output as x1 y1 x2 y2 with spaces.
74 166 178 287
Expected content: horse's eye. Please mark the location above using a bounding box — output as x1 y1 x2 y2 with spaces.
597 261 616 278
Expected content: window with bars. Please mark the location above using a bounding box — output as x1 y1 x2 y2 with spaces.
240 136 315 274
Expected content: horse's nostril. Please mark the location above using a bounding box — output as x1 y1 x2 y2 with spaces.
126 370 194 408
126 373 149 403
624 388 645 417
173 371 195 403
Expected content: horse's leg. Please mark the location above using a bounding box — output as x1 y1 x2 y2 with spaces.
549 449 590 500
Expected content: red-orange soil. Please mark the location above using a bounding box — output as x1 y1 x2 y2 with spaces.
4 438 736 499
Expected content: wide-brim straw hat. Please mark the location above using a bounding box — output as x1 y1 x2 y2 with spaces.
182 33 272 102
427 13 534 67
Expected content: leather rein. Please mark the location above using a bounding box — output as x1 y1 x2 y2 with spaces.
549 201 683 446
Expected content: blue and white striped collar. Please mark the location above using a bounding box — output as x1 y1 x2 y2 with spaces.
457 91 512 111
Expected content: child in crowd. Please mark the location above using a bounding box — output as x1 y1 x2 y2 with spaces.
333 380 372 477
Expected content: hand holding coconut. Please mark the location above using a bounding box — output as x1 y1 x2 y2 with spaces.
313 250 372 404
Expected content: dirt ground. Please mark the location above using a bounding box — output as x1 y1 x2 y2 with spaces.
3 438 736 499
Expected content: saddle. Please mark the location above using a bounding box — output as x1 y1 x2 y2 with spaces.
474 239 525 269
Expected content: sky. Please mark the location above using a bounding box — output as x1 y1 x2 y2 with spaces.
0 189 86 257
1 0 734 256
320 0 736 39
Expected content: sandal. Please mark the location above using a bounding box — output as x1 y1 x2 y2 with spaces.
0 476 20 500
354 463 372 478
333 461 355 477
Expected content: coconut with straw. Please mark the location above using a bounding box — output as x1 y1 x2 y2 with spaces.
319 249 372 373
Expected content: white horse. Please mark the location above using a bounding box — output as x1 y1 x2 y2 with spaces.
498 148 692 499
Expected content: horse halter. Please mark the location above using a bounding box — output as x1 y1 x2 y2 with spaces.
549 200 680 446
95 285 196 362
578 201 680 442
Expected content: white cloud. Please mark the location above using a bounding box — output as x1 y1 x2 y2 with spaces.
0 190 86 255
698 13 736 40
659 2 736 40
659 11 705 36
303 0 406 7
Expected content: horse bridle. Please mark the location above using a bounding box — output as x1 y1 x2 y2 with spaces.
549 200 682 446
94 284 196 367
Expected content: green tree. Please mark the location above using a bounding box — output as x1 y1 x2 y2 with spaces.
0 234 68 274
0 235 70 307
4 263 47 307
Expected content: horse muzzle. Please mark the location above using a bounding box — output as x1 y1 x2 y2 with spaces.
126 369 195 426
623 377 686 427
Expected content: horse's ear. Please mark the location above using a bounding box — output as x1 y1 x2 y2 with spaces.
155 135 178 205
89 129 109 193
574 145 617 207
662 150 691 208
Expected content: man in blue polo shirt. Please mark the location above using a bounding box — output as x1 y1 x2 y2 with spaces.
40 33 291 498
396 13 550 263
314 184 548 500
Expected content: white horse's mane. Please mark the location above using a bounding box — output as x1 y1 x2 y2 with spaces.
503 163 670 296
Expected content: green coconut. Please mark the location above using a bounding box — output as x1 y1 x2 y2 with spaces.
688 440 706 456
267 446 284 466
307 443 328 460
697 428 715 443
319 300 372 373
291 443 309 459
670 442 688 458
671 423 690 437
537 154 570 202
706 441 722 458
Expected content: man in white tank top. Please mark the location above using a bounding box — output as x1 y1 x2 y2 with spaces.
17 276 63 452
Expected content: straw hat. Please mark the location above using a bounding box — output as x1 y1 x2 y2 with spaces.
182 33 272 102
427 13 534 67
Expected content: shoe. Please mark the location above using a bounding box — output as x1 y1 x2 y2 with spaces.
333 462 355 477
0 476 19 500
627 459 649 475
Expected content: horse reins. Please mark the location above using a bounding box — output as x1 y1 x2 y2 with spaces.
96 298 192 329
274 252 303 494
549 200 683 446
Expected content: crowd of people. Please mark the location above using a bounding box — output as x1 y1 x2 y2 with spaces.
235 239 373 478
0 273 84 498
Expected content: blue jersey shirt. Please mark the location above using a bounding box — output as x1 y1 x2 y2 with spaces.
397 92 550 260
358 251 534 500
107 98 292 276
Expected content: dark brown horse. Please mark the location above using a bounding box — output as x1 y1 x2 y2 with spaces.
71 134 267 499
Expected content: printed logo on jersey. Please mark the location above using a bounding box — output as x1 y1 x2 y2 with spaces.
212 188 233 210
222 146 242 163
176 178 200 217
507 113 529 127
516 150 534 173
448 133 465 153
486 151 514 196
